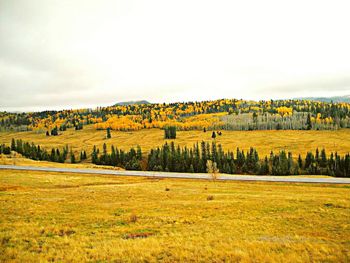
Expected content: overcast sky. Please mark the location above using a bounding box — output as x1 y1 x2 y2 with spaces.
1 0 349 112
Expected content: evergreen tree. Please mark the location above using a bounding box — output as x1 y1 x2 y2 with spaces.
136 145 142 160
11 138 16 151
92 146 98 164
51 126 58 136
70 150 76 164
110 145 116 166
298 154 303 169
50 148 56 162
315 148 320 164
306 113 312 130
106 127 111 139
320 149 327 168
259 156 269 175
272 151 290 175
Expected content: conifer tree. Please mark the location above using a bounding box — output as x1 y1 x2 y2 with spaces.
11 138 16 151
136 145 142 160
306 113 312 130
106 127 111 139
320 149 327 168
298 154 303 169
70 150 76 164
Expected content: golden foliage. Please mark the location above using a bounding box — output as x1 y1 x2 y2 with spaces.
13 98 349 132
94 116 143 131
93 113 226 131
276 106 293 117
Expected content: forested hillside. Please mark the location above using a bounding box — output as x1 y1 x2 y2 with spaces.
296 95 350 103
1 99 350 132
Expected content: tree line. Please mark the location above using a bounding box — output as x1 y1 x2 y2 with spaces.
7 139 87 164
91 143 142 170
2 139 349 177
147 142 350 177
1 98 349 132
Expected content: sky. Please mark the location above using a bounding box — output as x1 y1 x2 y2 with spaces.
0 0 350 112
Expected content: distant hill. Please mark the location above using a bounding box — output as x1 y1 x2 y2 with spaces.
295 95 350 103
114 100 151 106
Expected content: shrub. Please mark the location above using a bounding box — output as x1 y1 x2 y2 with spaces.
129 214 137 223
207 195 214 201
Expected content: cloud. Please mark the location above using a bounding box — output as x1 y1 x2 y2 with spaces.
0 0 350 111
262 76 350 98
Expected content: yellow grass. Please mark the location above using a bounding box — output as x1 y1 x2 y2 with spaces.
0 169 349 262
0 152 124 170
1 126 350 159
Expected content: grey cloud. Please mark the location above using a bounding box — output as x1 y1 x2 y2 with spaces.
1 0 350 112
263 76 350 94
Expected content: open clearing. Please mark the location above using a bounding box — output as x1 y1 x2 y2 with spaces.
0 170 349 262
1 126 350 157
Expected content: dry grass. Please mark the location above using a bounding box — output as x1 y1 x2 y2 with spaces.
1 126 350 158
0 152 124 170
0 169 349 262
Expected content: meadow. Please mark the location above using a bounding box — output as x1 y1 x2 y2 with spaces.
1 125 350 159
0 169 349 262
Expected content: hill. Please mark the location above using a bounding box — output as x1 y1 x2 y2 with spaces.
114 100 151 106
295 95 350 103
1 98 350 132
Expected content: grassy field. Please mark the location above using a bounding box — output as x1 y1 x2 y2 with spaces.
1 126 350 159
0 152 125 170
0 169 349 262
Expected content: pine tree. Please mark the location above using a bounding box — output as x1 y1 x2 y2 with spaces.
201 141 207 172
11 138 16 151
136 145 142 160
320 149 327 168
259 156 269 175
106 127 111 139
315 148 320 164
111 146 117 166
305 152 314 169
70 150 76 164
51 126 58 136
298 154 303 169
306 113 312 130
92 146 98 164
272 151 290 175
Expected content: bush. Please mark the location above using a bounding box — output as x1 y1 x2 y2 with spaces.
207 195 214 201
129 214 137 223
